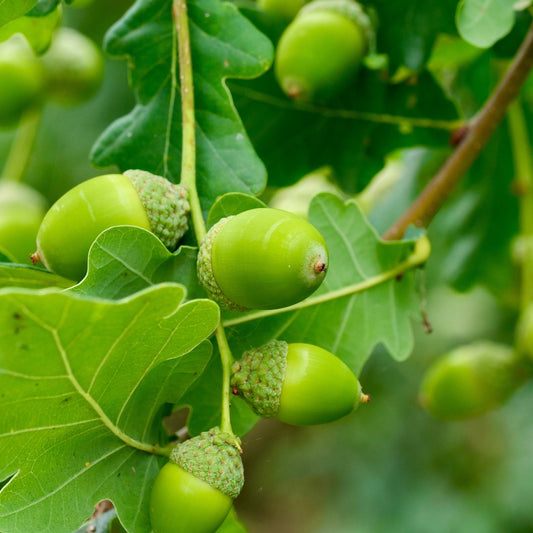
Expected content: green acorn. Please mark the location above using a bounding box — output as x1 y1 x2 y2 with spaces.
40 27 104 105
274 0 373 101
0 35 45 127
32 170 189 280
0 182 47 264
197 208 328 311
231 340 368 425
419 341 527 421
149 427 243 533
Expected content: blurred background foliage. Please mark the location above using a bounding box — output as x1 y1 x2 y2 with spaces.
2 1 533 532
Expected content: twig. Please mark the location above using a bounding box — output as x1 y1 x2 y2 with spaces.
383 22 533 241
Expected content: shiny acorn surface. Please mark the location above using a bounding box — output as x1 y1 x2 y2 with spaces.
149 462 232 533
34 174 150 280
275 4 367 101
278 343 364 425
210 208 328 309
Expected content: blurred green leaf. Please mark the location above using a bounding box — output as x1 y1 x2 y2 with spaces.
364 0 458 70
26 0 60 17
456 0 516 48
0 1 37 27
91 0 273 212
0 5 60 53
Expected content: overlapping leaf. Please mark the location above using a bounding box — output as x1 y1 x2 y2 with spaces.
70 226 203 301
0 263 73 290
91 0 273 212
0 284 219 533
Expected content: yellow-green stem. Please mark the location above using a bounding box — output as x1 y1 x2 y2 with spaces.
215 326 235 435
173 0 205 244
1 106 42 183
173 0 234 436
223 234 430 328
508 99 533 310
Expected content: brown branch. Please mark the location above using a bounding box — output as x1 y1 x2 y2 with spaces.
383 22 533 241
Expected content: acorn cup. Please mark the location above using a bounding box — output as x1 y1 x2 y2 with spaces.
419 341 528 421
32 169 190 281
197 208 328 311
231 340 368 425
149 427 244 533
274 0 374 102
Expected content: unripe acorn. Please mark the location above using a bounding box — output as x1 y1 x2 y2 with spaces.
231 340 368 425
0 182 47 264
274 0 373 101
32 170 190 280
197 208 328 310
419 341 527 421
40 27 104 105
0 35 44 127
149 427 244 533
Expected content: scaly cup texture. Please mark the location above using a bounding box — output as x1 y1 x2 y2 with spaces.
149 427 243 533
34 170 189 280
232 340 366 425
197 208 328 311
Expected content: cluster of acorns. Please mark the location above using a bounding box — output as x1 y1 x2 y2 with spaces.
25 165 368 532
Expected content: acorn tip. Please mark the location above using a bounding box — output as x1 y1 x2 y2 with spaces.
361 393 370 404
30 251 40 265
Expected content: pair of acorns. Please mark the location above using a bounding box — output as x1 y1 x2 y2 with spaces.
30 169 329 313
150 339 369 533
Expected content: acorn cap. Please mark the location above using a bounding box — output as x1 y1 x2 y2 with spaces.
170 427 244 500
197 216 247 311
124 169 190 251
231 340 288 417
